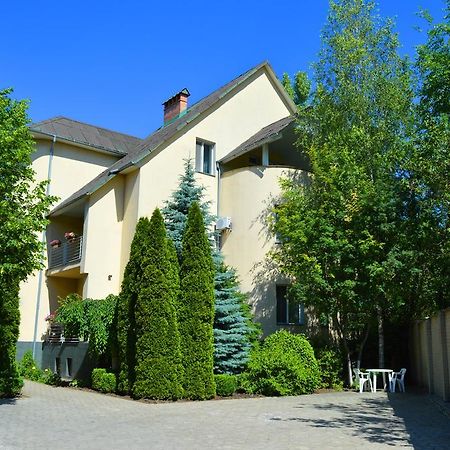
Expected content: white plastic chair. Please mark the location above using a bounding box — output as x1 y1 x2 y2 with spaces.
353 368 373 393
390 368 406 392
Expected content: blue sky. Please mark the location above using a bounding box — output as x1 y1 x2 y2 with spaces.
1 0 446 138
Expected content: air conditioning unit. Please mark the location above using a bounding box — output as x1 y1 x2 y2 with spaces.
215 216 232 231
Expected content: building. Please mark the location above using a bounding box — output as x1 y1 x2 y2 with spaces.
18 61 311 363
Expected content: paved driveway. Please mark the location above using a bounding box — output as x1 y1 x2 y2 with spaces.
1 381 449 449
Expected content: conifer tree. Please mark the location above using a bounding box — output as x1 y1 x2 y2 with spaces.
132 209 183 399
179 202 216 399
163 159 256 374
162 159 213 259
116 217 151 394
213 252 258 374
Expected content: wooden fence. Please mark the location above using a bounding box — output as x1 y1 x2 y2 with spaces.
410 308 450 402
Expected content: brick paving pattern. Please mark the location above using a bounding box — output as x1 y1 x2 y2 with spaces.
0 381 449 449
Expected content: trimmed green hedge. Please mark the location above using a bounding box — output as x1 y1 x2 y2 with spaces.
214 374 237 397
242 330 320 396
91 369 116 393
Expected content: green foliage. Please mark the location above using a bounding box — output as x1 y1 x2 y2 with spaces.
213 253 258 374
18 350 42 381
17 351 60 386
179 202 216 399
54 294 118 358
272 0 416 380
116 217 151 394
242 331 320 396
315 347 344 390
0 89 55 397
91 368 116 393
0 277 23 397
132 208 183 400
281 71 311 107
163 159 258 377
162 159 213 259
214 374 237 397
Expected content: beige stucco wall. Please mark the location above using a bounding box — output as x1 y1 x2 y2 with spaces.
32 140 119 203
220 166 306 335
19 140 119 342
82 175 124 299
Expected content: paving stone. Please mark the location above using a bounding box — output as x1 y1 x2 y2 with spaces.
0 381 449 449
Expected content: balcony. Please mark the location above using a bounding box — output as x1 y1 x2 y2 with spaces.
48 236 83 269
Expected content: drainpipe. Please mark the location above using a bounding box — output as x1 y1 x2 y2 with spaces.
32 135 56 359
216 161 222 217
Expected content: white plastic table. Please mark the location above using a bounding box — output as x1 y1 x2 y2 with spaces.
366 369 393 392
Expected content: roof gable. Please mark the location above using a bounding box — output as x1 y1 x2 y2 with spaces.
50 61 296 215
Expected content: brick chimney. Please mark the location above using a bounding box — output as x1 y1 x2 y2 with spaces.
163 88 190 124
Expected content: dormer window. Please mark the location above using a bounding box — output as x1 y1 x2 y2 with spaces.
196 140 215 176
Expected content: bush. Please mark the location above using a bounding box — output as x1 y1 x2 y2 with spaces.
91 368 116 393
214 374 237 397
41 369 61 386
18 350 42 382
242 330 320 396
316 347 344 390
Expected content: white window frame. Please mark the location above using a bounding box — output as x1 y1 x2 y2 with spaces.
196 139 216 176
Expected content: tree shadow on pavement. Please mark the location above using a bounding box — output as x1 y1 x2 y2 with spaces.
272 396 410 447
268 392 450 448
0 397 17 406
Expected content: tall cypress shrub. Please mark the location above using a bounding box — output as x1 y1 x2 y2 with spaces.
0 276 23 396
116 217 151 394
132 209 183 399
179 202 216 399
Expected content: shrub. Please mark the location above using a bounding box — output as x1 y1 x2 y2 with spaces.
242 330 320 396
132 209 183 400
316 347 344 390
18 350 42 382
214 374 237 397
91 368 116 393
41 369 61 386
179 202 216 399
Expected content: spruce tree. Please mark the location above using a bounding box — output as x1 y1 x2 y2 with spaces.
179 202 216 399
163 159 257 374
132 208 183 399
162 159 213 259
213 253 258 374
116 217 151 394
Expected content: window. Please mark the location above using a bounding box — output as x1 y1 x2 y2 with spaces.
276 285 305 325
196 140 215 175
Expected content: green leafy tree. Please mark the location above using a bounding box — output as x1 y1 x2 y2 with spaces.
0 89 55 397
272 0 415 383
282 71 311 107
179 202 216 399
133 208 183 399
401 2 450 315
116 217 151 394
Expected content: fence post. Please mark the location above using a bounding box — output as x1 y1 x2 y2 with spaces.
440 311 450 401
427 318 434 394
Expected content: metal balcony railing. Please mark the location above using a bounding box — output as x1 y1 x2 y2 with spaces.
48 236 83 269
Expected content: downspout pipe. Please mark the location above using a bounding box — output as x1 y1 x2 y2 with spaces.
215 161 222 250
32 135 56 359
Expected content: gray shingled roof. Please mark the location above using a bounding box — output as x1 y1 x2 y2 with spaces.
219 116 296 164
50 61 295 215
30 116 142 155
